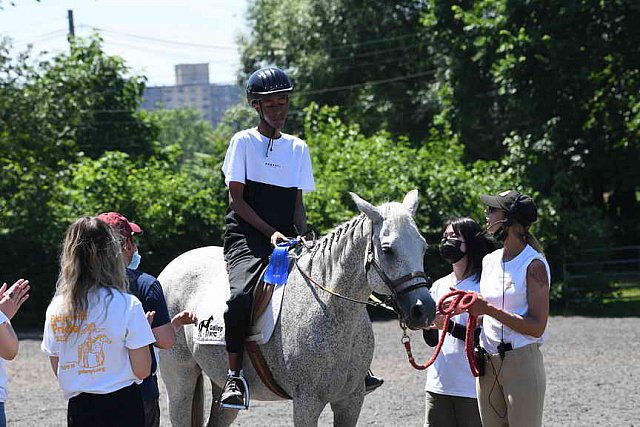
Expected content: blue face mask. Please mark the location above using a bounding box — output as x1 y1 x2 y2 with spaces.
128 250 141 270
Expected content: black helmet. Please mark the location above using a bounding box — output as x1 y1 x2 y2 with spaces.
246 67 293 104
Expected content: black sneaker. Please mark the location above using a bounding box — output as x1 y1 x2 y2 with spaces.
220 375 246 409
365 370 384 394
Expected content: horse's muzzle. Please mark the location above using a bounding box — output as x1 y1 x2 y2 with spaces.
397 288 436 329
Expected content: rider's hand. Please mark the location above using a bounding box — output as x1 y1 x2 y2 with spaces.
270 231 289 247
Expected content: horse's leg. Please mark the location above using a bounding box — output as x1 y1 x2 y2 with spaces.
292 397 326 427
205 378 238 427
330 393 365 427
160 355 203 427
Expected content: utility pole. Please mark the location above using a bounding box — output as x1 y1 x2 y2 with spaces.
67 9 75 48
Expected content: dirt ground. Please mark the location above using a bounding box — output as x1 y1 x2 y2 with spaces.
6 316 640 426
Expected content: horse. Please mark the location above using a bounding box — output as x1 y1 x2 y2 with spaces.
158 190 436 426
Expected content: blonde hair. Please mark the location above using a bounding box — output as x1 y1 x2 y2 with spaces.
524 230 544 255
56 217 128 324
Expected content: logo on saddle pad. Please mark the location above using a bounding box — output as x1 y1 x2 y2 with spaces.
195 316 224 343
192 280 288 346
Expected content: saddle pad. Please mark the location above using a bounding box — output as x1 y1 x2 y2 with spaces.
193 281 287 346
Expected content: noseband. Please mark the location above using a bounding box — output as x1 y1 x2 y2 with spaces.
364 224 432 298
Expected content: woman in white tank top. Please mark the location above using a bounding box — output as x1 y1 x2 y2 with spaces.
467 190 550 427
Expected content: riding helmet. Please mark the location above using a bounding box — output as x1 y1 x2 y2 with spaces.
246 67 293 105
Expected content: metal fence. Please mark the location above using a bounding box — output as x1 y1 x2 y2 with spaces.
562 245 640 304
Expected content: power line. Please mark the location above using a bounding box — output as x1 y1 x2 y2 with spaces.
104 39 234 63
297 69 436 96
327 40 426 62
277 32 422 56
11 28 68 46
77 24 237 51
329 32 420 51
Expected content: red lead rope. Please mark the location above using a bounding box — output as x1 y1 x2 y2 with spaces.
401 290 482 377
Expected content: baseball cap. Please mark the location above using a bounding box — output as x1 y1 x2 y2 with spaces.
97 212 142 239
480 190 538 227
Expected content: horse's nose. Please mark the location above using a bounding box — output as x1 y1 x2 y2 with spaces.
410 297 436 326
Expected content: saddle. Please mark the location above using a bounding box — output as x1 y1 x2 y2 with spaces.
250 239 299 323
245 240 300 400
193 241 300 400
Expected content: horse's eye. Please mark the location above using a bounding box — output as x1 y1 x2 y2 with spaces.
381 245 393 255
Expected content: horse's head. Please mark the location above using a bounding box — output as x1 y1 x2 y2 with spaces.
351 190 436 329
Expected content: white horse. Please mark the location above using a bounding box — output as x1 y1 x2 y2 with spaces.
158 191 436 426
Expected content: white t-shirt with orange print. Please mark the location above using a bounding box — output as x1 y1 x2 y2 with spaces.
41 288 155 400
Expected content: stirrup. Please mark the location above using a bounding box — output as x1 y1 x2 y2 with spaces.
220 373 250 410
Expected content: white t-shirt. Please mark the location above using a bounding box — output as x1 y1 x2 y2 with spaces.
0 311 9 402
480 245 551 354
425 273 480 398
221 128 315 192
41 288 155 400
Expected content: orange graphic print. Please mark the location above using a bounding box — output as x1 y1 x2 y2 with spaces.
49 313 113 375
76 323 112 373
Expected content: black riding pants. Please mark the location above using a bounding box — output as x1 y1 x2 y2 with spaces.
223 242 269 353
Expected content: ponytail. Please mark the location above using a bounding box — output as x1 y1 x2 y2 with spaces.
525 231 544 256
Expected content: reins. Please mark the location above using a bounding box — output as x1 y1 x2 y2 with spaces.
291 219 429 310
294 261 395 309
291 231 387 308
400 289 482 377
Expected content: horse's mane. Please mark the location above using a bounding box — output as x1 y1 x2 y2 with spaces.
303 202 414 269
307 214 367 267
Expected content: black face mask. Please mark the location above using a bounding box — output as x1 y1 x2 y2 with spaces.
439 238 465 264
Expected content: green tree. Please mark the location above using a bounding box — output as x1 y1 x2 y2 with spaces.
421 0 639 247
0 36 160 325
239 0 437 141
1 36 157 241
302 104 516 278
32 36 156 159
303 104 510 233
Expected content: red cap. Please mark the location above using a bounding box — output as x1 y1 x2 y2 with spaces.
97 212 142 239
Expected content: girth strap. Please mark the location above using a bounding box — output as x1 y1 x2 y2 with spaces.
245 341 292 400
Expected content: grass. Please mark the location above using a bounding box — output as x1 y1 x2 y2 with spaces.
598 286 640 317
552 282 640 317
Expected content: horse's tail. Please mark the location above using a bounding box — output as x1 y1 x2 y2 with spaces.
191 372 204 427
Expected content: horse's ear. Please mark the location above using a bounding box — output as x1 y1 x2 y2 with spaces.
350 192 383 223
403 189 419 218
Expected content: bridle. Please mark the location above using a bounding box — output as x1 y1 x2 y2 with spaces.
295 219 431 307
364 226 432 298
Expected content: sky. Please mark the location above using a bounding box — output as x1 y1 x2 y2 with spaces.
0 0 249 86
